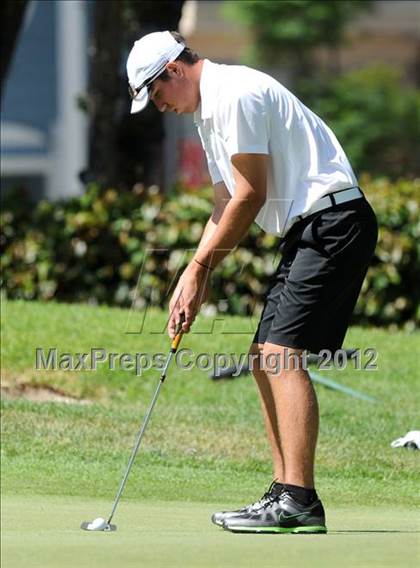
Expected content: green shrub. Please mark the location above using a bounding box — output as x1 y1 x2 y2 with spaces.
298 65 420 179
1 178 419 327
356 175 420 329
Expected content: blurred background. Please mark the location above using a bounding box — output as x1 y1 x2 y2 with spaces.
1 0 419 329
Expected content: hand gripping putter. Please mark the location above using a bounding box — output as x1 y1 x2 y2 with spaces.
81 317 186 532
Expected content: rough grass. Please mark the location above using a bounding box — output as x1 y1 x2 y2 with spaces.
1 300 420 508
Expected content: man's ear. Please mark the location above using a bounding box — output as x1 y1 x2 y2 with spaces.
166 61 183 78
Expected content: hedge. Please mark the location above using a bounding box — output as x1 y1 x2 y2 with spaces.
1 176 419 328
298 65 420 180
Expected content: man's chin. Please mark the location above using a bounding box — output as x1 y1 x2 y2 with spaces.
172 98 199 115
176 104 197 115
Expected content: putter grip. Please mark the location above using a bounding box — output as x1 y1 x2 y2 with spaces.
171 313 185 351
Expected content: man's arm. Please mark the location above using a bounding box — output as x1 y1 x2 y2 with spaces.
168 181 231 331
170 182 230 292
197 181 232 249
167 153 267 335
194 153 267 268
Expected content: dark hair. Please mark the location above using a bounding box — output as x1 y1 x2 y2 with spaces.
158 31 200 81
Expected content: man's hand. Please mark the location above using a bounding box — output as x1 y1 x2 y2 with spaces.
168 262 210 338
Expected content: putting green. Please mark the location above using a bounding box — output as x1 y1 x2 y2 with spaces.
1 495 419 568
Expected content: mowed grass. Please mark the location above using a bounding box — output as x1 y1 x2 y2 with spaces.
2 495 419 568
1 300 419 508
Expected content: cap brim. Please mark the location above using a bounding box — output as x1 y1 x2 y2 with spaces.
130 86 149 114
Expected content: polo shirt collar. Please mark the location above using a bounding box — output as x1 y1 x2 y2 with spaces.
195 59 219 122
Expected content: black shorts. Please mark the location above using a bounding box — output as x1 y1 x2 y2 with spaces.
253 195 378 353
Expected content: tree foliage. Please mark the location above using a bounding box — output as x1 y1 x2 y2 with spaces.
224 0 372 72
298 65 420 179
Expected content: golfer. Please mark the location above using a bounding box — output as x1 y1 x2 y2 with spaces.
127 31 378 534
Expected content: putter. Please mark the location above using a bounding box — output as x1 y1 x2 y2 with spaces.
81 315 186 532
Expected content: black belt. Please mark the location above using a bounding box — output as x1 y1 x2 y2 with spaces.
295 186 363 222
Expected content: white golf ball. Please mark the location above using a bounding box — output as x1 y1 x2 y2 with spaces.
88 517 107 530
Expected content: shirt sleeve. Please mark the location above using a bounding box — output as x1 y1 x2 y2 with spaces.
221 91 270 158
206 154 223 185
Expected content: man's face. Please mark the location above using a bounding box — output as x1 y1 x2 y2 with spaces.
149 63 199 114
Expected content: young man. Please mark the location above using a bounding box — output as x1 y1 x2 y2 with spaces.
127 31 378 534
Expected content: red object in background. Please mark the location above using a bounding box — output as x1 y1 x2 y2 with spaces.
178 139 211 188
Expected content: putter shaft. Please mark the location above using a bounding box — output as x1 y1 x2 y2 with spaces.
107 319 185 525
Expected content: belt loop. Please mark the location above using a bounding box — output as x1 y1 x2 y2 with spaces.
330 193 336 206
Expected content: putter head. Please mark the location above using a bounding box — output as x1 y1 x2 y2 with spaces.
80 518 117 532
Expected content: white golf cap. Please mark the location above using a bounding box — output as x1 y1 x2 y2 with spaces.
126 31 185 114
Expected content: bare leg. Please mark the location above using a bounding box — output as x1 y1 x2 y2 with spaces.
250 343 284 482
263 342 319 488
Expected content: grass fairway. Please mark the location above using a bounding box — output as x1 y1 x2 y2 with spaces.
2 300 420 567
2 495 419 568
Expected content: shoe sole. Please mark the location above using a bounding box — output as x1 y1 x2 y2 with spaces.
224 524 327 534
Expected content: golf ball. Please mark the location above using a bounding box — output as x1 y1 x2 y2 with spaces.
89 517 107 530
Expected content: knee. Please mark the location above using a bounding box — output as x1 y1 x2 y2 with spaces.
248 342 286 374
262 343 284 376
249 342 264 372
262 343 304 375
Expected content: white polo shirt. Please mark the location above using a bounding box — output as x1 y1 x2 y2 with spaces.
194 59 358 236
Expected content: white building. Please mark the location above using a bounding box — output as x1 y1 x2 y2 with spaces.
1 1 88 201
